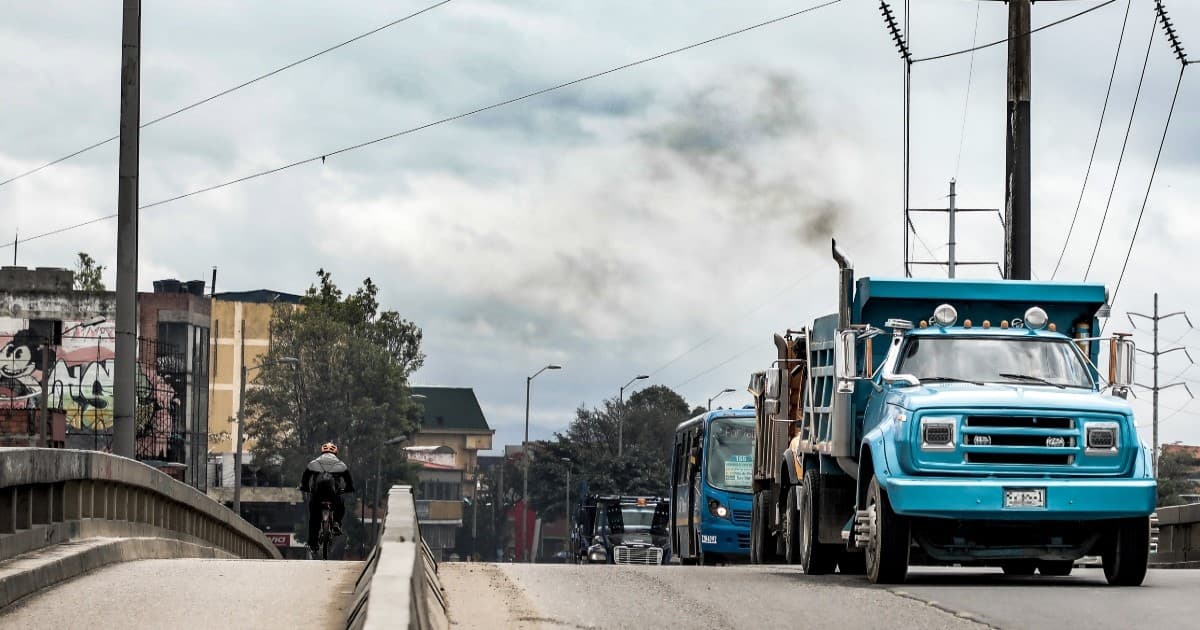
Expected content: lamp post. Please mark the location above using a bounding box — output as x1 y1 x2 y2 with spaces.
233 356 298 516
523 364 562 562
561 457 572 563
618 374 648 457
707 388 736 411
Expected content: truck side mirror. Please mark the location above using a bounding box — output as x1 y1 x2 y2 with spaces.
835 329 857 393
1110 336 1135 394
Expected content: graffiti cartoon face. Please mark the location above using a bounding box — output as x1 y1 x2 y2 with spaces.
1 341 36 380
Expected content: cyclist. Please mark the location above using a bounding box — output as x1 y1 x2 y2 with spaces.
300 442 356 557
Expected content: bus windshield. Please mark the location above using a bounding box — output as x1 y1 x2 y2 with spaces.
705 416 755 493
896 335 1094 389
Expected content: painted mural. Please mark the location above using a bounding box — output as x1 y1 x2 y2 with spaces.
1 317 116 430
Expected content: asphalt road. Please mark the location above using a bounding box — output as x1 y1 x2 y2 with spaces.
440 563 1200 630
0 559 361 630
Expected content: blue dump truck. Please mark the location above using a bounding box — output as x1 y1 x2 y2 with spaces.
747 240 1154 585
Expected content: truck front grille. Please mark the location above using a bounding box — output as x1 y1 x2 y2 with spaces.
613 546 663 565
962 415 1077 466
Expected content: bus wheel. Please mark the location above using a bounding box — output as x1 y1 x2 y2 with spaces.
799 469 839 575
1103 517 1149 586
864 476 909 584
783 484 801 565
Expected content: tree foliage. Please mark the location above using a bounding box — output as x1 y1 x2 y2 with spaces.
1157 445 1198 507
74 252 105 291
522 385 693 521
245 270 425 487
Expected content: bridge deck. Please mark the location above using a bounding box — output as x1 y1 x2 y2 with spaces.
0 559 360 630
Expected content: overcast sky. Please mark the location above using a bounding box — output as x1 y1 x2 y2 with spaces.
3 0 1200 453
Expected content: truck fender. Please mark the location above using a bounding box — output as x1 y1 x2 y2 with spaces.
855 425 894 509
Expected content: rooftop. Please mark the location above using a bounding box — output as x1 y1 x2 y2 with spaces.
213 289 303 304
411 386 492 433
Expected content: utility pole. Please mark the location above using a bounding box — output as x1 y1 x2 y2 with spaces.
909 180 1001 278
112 0 141 459
1128 293 1194 476
1004 0 1032 280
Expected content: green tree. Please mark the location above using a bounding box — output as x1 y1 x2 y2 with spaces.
73 252 105 291
1157 445 1198 507
245 270 425 491
522 385 694 521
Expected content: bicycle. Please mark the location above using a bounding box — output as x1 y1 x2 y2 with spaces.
316 501 335 560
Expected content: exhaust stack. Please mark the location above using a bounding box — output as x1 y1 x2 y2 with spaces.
832 239 854 329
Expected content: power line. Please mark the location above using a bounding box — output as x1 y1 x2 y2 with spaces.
2 0 846 251
0 0 454 189
1083 10 1158 281
674 342 760 390
1050 0 1132 280
912 0 1117 63
1109 67 1188 310
953 2 982 180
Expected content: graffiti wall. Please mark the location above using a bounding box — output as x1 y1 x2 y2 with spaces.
0 317 115 430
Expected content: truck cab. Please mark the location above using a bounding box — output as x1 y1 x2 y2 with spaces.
747 240 1154 586
574 495 670 565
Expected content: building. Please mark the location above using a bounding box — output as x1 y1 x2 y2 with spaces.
408 386 495 559
0 266 211 489
206 289 302 489
138 279 212 489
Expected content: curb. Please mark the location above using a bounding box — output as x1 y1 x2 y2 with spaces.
0 537 233 611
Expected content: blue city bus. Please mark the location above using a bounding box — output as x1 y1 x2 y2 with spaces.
670 408 756 564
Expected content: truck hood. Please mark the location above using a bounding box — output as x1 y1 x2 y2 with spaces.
892 383 1133 416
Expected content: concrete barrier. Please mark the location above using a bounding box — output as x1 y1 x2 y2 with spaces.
349 485 448 630
1150 503 1200 568
0 448 281 607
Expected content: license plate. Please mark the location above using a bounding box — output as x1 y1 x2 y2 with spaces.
1004 488 1046 508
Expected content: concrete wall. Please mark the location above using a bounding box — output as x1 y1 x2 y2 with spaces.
1152 503 1200 567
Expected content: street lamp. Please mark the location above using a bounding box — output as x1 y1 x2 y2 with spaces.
708 388 736 411
561 457 572 563
522 364 562 562
233 356 299 516
618 374 649 457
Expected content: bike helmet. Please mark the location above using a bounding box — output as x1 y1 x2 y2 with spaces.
321 442 338 454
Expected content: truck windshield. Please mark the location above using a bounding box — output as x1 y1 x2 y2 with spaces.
621 506 657 530
897 336 1094 389
706 417 755 493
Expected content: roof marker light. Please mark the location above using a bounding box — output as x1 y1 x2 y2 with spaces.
1024 307 1049 330
963 319 972 329
1049 323 1057 332
1001 320 1010 329
932 304 958 327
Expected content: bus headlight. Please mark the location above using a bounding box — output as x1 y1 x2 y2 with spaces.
708 499 729 518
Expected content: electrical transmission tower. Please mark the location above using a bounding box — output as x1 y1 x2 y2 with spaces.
908 180 1002 278
1128 293 1194 476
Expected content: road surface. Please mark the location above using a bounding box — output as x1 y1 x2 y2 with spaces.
0 559 361 630
441 563 1200 630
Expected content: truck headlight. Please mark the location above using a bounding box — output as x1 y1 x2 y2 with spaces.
920 416 956 450
708 499 728 518
1086 422 1119 454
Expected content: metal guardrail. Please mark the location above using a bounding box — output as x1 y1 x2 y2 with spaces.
0 448 281 563
1150 503 1200 567
347 485 448 630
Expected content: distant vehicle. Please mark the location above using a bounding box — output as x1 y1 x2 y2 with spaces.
746 240 1155 586
573 495 670 565
670 408 755 565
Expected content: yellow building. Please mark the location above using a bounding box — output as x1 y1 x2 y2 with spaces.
207 290 301 488
408 386 494 558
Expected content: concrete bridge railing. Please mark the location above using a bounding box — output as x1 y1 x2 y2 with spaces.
0 448 281 607
1151 503 1200 567
347 485 448 630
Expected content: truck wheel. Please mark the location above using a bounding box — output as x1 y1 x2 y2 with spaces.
750 492 763 564
1038 560 1073 577
800 469 839 575
1103 517 1149 586
864 476 909 584
783 484 801 565
1001 560 1036 576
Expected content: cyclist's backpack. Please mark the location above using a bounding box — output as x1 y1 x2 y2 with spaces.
314 469 339 495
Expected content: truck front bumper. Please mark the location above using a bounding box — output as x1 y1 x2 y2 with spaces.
884 476 1155 521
